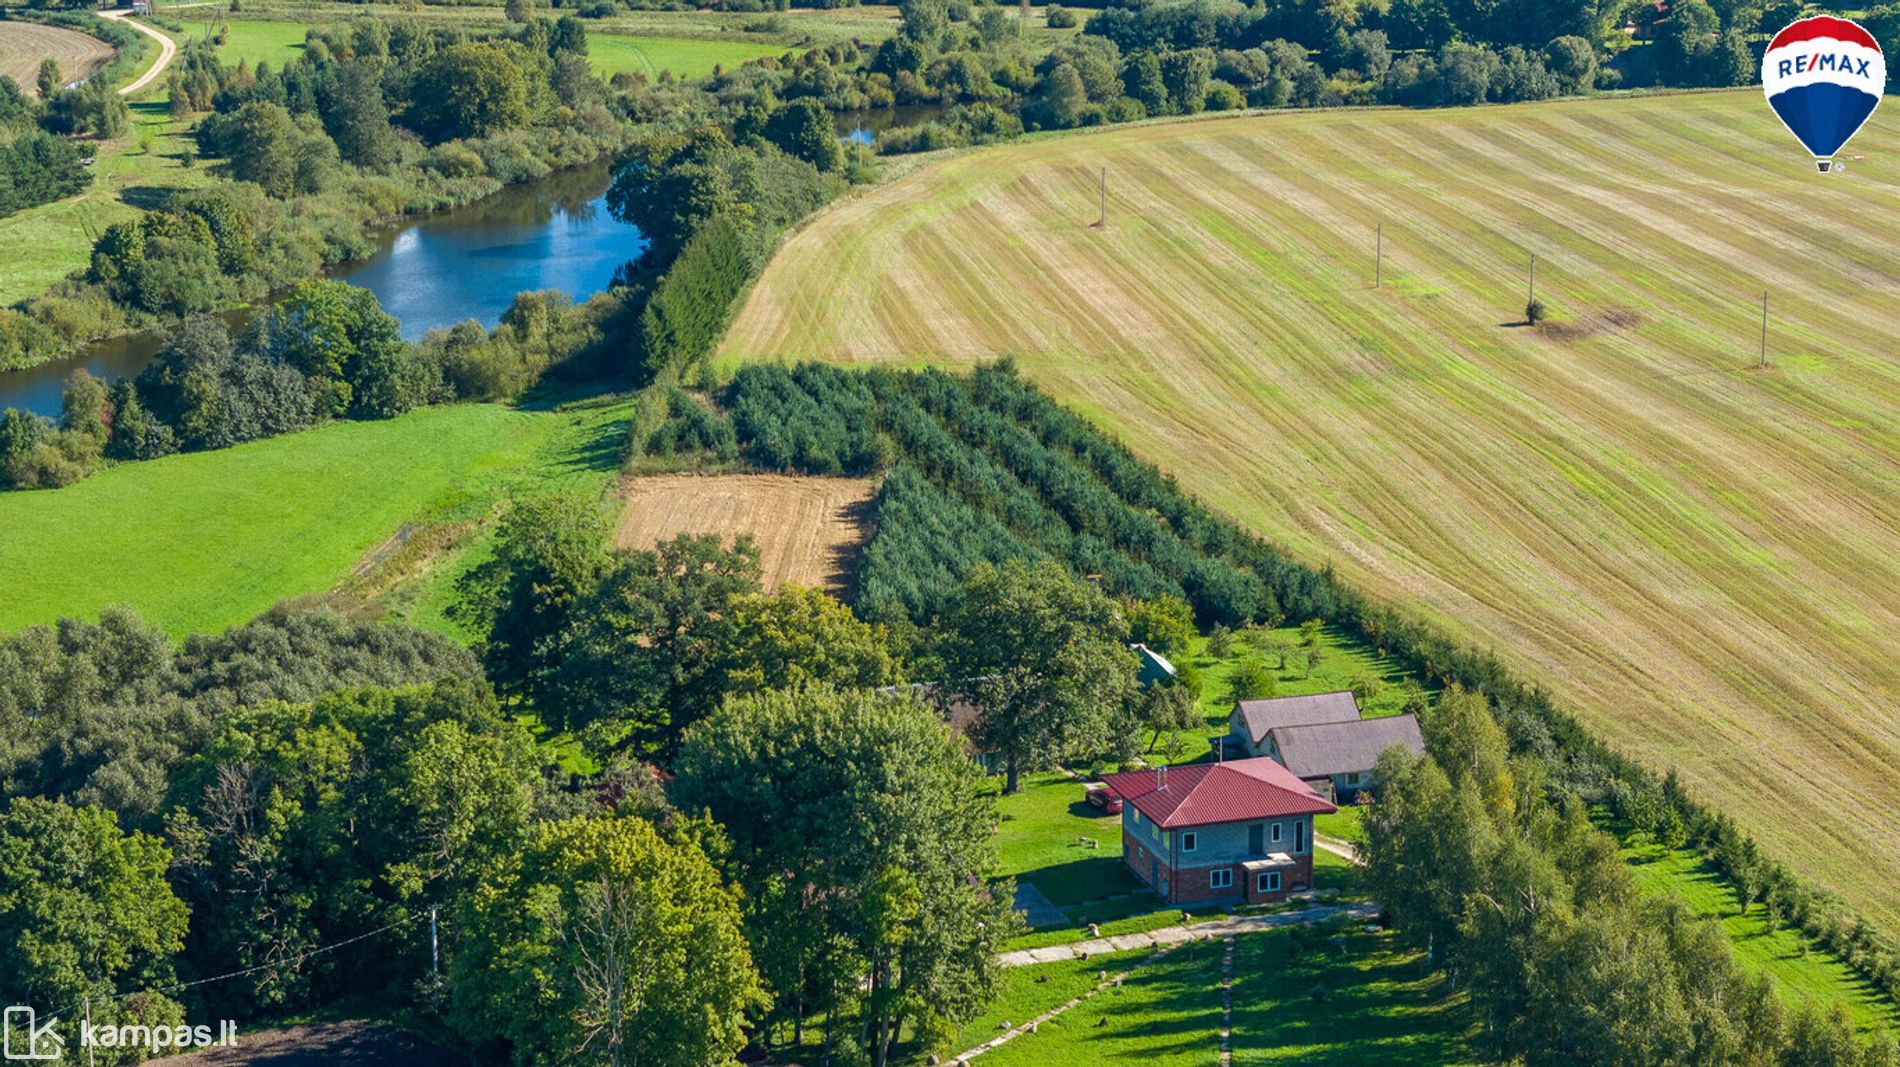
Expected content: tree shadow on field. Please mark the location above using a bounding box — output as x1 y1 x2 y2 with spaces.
122 185 177 211
548 415 628 475
825 492 877 601
1027 856 1141 907
1033 941 1221 1062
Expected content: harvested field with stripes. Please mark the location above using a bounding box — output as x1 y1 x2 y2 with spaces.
722 90 1900 930
614 474 875 594
0 21 114 97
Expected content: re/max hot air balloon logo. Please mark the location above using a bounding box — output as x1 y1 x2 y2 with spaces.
1762 15 1885 171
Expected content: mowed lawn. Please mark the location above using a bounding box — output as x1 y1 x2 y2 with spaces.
216 19 310 70
585 33 784 80
1622 835 1900 1031
724 91 1900 932
0 399 632 638
973 925 1478 1066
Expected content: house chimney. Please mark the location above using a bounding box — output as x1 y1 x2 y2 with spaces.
1156 764 1167 791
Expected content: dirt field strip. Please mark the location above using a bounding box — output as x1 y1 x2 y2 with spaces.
614 473 877 594
724 91 1900 931
0 22 114 98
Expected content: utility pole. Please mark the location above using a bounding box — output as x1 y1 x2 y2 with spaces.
1759 290 1769 369
1375 223 1382 289
1097 167 1107 228
1528 253 1536 307
86 997 95 1067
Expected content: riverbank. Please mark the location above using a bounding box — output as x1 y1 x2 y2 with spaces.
0 118 636 374
0 159 642 416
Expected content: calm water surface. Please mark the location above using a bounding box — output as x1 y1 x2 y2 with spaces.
0 161 644 417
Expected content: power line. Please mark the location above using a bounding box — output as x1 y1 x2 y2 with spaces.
46 911 428 1022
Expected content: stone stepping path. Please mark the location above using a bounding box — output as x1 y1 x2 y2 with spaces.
997 901 1380 968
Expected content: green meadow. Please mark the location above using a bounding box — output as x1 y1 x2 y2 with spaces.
0 398 633 638
0 26 207 304
1622 834 1900 1032
214 18 310 70
586 33 785 81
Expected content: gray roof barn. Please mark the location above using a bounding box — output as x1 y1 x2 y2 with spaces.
1268 714 1425 779
1232 690 1362 743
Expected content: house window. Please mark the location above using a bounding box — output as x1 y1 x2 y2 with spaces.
1130 808 1141 826
1346 771 1362 786
1294 819 1306 853
1162 831 1172 850
1257 871 1281 893
1182 832 1198 853
1210 868 1233 890
1270 822 1282 844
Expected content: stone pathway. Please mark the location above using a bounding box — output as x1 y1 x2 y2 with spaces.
1315 833 1365 866
1012 881 1068 928
997 901 1381 968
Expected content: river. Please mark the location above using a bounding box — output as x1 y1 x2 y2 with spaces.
0 160 645 418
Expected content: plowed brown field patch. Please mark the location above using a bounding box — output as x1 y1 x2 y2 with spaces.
0 22 113 97
614 473 875 594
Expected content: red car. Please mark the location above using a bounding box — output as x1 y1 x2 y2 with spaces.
1085 782 1123 814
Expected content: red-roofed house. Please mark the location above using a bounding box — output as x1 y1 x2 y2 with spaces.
1101 758 1336 905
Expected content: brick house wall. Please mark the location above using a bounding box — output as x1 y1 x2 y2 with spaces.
1119 809 1317 905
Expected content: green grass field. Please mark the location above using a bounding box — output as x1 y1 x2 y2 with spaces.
972 924 1478 1066
1229 923 1479 1065
585 33 785 81
0 398 633 638
1622 834 1900 1032
991 771 1140 909
215 18 309 70
943 948 1147 1053
209 0 902 49
724 90 1900 933
0 25 207 304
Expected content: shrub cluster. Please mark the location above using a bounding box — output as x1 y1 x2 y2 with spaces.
0 280 452 490
0 127 91 219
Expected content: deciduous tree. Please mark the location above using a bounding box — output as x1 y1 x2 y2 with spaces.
451 815 762 1067
674 685 1018 1066
946 559 1138 792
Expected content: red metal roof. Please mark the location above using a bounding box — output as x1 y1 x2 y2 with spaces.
1101 758 1336 829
